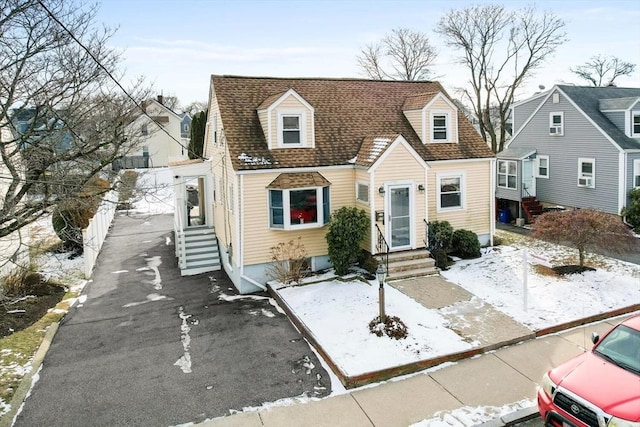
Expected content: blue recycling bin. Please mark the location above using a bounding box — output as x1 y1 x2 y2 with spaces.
499 209 511 224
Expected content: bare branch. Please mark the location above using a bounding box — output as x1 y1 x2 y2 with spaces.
570 54 637 87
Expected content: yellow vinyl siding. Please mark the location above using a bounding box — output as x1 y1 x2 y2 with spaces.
428 160 491 235
257 109 268 144
204 91 221 157
212 148 238 263
241 168 354 265
403 110 423 142
374 143 428 246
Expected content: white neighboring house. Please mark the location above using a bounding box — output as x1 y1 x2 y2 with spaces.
122 95 187 168
0 121 29 278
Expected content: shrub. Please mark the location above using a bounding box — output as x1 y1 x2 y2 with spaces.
325 207 369 276
431 247 450 270
265 238 309 284
358 250 379 275
1 264 43 297
368 315 408 339
621 188 640 232
451 229 481 259
52 177 110 251
427 220 453 252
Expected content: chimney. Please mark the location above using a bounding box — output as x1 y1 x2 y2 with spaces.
157 94 163 105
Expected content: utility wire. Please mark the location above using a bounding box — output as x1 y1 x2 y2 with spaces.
35 0 196 156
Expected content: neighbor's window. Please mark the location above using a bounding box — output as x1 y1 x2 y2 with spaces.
633 159 640 188
356 182 369 204
497 160 517 189
432 112 449 141
633 112 640 137
578 158 595 188
269 186 330 229
438 174 464 210
536 155 549 178
141 124 148 136
549 112 564 136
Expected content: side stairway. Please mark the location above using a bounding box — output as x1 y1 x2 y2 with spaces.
386 249 439 281
176 226 221 276
521 196 544 223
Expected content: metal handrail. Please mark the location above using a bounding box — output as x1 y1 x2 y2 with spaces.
174 201 187 269
375 224 389 273
423 218 429 249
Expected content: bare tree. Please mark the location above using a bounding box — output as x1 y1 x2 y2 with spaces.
531 209 635 267
0 0 152 264
436 4 567 153
570 55 637 87
182 101 208 116
357 27 438 81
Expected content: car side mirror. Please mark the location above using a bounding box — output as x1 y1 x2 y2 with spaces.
591 332 600 345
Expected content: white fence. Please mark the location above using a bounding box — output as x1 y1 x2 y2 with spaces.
82 190 119 278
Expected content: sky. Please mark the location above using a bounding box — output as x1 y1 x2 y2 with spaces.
95 0 640 109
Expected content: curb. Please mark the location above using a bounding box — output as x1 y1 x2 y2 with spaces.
475 406 540 427
0 322 59 427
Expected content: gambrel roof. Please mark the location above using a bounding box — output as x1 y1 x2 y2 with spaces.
211 76 493 171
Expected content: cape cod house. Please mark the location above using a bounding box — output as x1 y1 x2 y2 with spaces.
171 76 495 293
496 85 640 224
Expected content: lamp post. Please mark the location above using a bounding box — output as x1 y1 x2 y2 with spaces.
376 263 387 323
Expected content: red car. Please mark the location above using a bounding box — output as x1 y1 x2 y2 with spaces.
538 313 640 427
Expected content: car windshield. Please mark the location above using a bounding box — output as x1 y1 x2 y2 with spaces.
594 325 640 375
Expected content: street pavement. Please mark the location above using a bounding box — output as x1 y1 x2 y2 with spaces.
12 213 330 427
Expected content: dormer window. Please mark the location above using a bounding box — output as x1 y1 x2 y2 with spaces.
633 112 640 137
282 115 301 144
431 111 451 142
276 109 308 147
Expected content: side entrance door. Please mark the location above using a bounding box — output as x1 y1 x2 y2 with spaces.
521 160 536 198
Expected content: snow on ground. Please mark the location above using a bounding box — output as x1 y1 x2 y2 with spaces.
441 235 640 330
277 278 472 377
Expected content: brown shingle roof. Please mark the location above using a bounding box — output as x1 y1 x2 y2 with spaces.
213 76 494 171
267 172 331 189
402 92 439 110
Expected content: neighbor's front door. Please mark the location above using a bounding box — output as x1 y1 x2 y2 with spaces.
522 159 536 198
387 185 412 250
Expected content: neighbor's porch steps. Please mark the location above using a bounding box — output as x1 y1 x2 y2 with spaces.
521 196 544 223
176 226 221 276
386 249 439 281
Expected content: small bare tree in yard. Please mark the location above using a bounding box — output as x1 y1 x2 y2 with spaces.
570 55 637 87
357 27 438 81
0 0 152 266
531 209 635 268
266 238 308 284
436 4 567 153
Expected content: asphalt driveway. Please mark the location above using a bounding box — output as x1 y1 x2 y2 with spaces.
14 213 330 427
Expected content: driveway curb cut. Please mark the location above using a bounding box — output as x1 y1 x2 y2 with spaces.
0 322 59 427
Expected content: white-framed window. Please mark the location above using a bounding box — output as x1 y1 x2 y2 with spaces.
633 159 640 188
141 124 148 136
536 155 549 178
549 112 564 136
356 182 369 204
437 173 465 211
269 186 330 229
632 112 640 137
577 158 595 188
430 111 450 142
497 160 517 189
277 110 306 147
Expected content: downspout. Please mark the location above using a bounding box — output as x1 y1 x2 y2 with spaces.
490 158 496 246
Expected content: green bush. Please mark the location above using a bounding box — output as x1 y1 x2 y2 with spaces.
622 188 640 232
452 229 481 259
325 207 369 276
430 247 450 270
427 220 453 252
358 250 379 275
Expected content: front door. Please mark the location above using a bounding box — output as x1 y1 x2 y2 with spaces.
184 176 205 227
387 185 412 250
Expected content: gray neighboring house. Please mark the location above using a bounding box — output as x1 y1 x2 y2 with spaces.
495 85 640 224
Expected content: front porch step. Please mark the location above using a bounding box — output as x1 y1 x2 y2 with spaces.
385 249 439 281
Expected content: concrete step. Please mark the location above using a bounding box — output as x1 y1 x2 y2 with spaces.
388 257 436 273
184 250 219 261
387 266 440 281
387 249 431 262
181 264 221 276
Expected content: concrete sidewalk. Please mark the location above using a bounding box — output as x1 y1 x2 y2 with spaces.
200 314 628 427
198 271 639 427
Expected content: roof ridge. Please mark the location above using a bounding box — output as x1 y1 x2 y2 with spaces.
212 74 437 83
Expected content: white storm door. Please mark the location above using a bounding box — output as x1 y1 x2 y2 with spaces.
387 185 412 250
